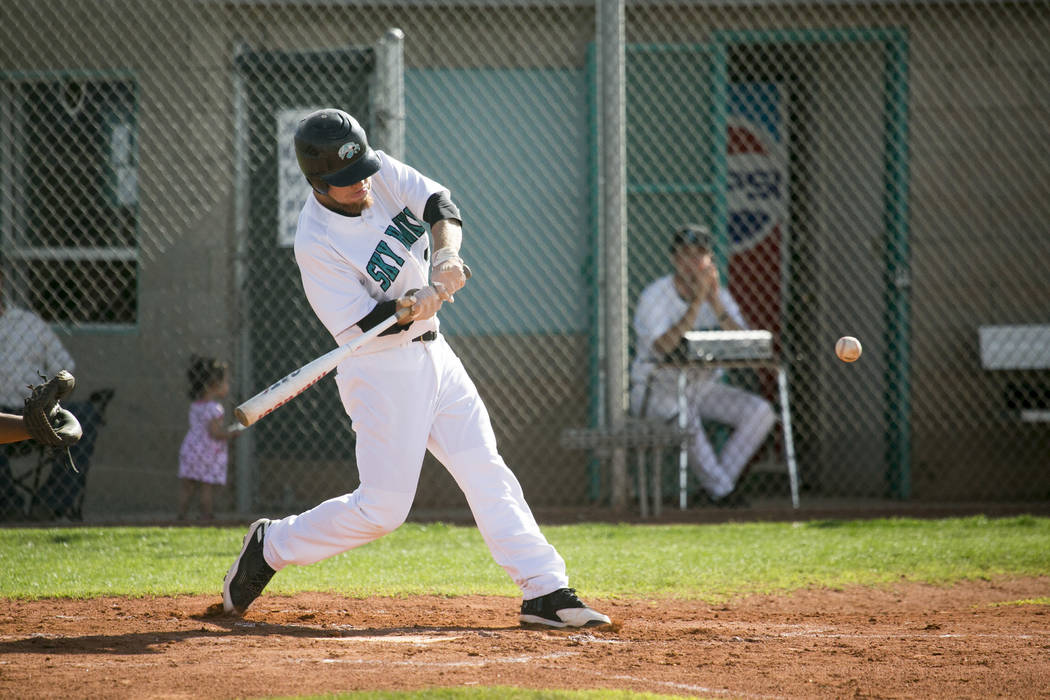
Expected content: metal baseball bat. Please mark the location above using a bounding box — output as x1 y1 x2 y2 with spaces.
234 267 470 427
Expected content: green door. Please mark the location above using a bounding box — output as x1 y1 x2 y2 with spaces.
234 48 374 509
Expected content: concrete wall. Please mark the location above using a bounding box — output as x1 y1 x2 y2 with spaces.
3 2 1048 513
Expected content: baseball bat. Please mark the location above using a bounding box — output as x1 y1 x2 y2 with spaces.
234 267 470 427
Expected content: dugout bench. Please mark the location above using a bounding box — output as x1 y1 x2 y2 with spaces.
561 355 800 516
561 418 698 518
979 324 1050 423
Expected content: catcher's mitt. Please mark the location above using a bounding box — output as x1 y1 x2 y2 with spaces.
23 370 83 451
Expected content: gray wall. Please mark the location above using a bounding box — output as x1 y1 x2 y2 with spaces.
2 1 1048 515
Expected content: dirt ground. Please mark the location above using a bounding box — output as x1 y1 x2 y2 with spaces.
1 578 1048 700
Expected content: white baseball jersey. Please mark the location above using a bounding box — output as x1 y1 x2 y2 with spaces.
262 150 571 601
294 150 444 351
0 306 75 407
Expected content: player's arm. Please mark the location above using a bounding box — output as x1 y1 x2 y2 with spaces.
0 412 30 445
383 192 466 325
296 234 404 339
704 268 744 331
709 300 744 331
425 192 467 299
652 298 704 356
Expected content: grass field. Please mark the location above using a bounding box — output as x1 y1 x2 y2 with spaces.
2 514 1048 699
3 515 1048 599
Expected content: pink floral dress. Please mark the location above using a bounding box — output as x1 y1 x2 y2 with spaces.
178 400 228 485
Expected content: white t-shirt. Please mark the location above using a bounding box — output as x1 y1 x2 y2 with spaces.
630 274 746 390
294 151 448 354
0 306 75 407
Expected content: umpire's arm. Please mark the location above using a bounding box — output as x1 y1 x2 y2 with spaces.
0 412 30 445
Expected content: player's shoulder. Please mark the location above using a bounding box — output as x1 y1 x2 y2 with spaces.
4 306 48 329
638 275 674 301
293 197 329 249
373 150 433 184
372 150 414 184
373 149 399 173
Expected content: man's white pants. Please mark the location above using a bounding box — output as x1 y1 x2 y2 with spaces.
262 336 568 600
632 376 776 500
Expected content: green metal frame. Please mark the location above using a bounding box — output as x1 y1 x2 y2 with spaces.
713 27 911 499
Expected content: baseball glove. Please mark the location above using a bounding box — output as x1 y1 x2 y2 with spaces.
23 371 83 453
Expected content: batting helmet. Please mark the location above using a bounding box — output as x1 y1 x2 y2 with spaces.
294 109 381 194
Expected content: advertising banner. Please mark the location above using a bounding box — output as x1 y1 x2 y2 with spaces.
726 83 790 346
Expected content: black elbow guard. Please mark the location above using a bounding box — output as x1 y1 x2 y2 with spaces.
423 191 461 225
357 300 409 336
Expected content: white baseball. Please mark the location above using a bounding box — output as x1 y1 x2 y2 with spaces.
835 336 862 363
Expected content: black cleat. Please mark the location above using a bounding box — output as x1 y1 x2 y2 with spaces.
519 587 611 628
222 518 276 614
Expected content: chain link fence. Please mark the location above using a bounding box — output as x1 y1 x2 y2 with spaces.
1 1 1047 522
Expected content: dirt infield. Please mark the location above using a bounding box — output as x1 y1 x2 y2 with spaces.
1 578 1047 699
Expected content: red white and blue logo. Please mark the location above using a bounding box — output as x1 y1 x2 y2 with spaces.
727 84 789 254
726 83 790 346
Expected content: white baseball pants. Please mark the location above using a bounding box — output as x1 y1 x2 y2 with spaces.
632 375 776 500
262 336 569 600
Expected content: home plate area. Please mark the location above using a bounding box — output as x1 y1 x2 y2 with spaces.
1 579 1047 699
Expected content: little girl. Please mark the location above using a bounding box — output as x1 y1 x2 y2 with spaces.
177 356 240 521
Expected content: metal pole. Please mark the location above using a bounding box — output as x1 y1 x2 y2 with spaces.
678 370 688 510
232 46 255 515
374 28 405 160
598 0 628 508
777 366 800 509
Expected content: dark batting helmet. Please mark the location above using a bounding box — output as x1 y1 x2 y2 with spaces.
294 109 381 194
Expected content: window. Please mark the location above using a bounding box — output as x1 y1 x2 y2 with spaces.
1 74 139 326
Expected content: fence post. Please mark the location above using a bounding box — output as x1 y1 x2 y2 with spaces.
374 28 405 160
232 44 255 515
598 0 628 509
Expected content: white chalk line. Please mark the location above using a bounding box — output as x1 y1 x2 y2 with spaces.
313 634 463 644
318 650 579 668
768 629 1049 640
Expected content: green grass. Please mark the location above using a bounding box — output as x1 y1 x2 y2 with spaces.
0 515 1048 600
989 597 1050 607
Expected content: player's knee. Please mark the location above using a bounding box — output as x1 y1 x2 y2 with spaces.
356 489 412 535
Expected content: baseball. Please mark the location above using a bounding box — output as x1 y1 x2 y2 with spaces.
835 336 862 362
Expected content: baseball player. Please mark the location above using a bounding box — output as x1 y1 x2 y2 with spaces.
631 224 775 506
223 108 610 629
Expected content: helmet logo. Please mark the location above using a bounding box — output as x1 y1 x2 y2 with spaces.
338 141 361 160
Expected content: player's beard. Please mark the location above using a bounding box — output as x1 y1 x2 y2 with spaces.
334 193 373 216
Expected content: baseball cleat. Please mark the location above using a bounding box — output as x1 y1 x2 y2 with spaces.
519 587 611 628
222 518 276 615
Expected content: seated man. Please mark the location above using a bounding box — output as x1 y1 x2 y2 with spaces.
630 224 775 506
0 373 83 519
0 269 99 519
